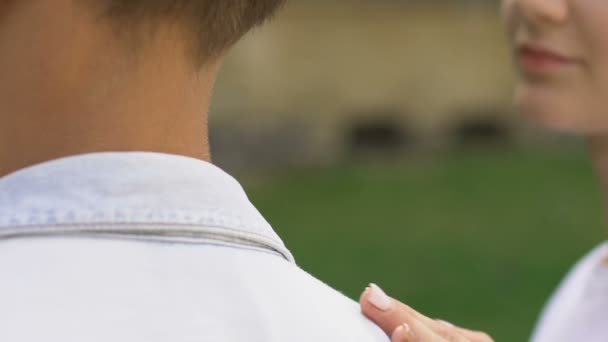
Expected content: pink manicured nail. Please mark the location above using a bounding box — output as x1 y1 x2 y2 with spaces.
367 283 392 311
392 324 411 341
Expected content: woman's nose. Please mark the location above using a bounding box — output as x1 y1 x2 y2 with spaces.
511 0 569 26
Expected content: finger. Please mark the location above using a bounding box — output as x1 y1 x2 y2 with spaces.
360 284 407 335
360 284 450 335
360 284 478 341
436 321 494 342
376 299 484 342
450 327 494 342
360 284 441 332
391 317 465 342
391 324 412 342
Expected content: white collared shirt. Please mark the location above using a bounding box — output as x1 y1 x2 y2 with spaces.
0 152 387 342
531 242 608 342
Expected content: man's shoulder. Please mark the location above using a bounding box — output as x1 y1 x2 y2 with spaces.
199 243 390 341
0 237 388 342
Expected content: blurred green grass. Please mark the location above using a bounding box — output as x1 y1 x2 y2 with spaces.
243 147 604 341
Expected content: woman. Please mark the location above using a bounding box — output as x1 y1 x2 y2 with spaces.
359 0 608 341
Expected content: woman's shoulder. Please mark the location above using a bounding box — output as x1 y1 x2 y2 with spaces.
531 242 608 342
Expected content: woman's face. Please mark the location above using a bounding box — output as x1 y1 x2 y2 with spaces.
502 0 608 133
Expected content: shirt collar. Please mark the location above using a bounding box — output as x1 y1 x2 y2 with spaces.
0 152 294 262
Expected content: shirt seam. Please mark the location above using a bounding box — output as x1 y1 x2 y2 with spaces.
0 222 295 263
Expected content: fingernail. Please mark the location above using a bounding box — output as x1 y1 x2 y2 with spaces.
367 283 392 311
392 323 412 341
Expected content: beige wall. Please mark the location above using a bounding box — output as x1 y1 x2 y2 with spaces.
210 1 522 167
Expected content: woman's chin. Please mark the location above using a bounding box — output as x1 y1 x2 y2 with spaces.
515 86 599 134
519 106 608 135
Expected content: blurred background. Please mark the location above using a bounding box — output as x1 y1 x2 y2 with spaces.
210 1 604 340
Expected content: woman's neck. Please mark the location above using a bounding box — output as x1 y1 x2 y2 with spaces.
588 136 608 233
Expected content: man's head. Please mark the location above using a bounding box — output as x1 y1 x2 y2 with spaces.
96 0 286 65
0 0 286 89
0 0 286 175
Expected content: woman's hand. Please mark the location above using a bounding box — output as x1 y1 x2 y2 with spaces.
360 284 494 342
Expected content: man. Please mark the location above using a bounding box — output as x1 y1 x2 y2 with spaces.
0 1 387 341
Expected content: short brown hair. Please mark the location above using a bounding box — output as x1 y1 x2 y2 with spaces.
96 0 286 65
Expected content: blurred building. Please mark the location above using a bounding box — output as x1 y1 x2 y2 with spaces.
210 0 530 170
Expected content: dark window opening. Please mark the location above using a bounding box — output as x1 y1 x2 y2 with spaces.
452 118 510 146
347 118 412 156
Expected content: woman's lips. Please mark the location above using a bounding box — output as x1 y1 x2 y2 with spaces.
517 44 580 74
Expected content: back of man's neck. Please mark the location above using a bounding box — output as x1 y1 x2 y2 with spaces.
0 22 218 177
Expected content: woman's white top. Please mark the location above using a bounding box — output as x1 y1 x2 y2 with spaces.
532 242 608 342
